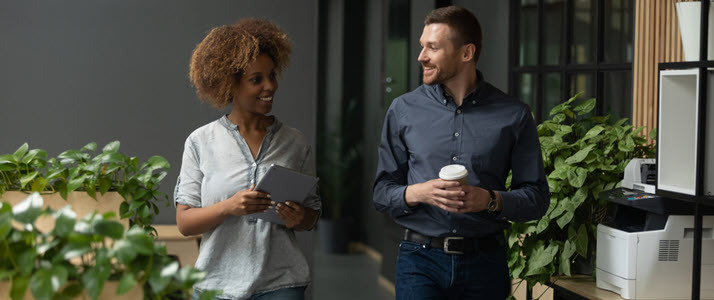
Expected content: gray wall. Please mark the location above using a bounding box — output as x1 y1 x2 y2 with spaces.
0 1 319 225
454 0 510 91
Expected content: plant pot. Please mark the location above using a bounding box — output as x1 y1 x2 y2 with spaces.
0 280 143 300
318 219 349 254
2 191 128 232
676 1 714 61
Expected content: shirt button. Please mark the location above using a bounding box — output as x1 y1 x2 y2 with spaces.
443 99 447 104
452 156 458 161
252 163 257 167
454 132 459 137
456 109 461 114
452 229 457 233
404 210 409 214
472 100 476 104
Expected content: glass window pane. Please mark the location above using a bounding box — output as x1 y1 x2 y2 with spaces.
544 0 564 65
570 0 596 64
520 73 537 111
543 73 563 120
519 0 538 66
603 0 634 63
569 72 596 116
603 71 633 120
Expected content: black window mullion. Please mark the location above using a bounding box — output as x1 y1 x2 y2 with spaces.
596 0 605 116
562 0 573 104
536 0 545 121
509 0 520 96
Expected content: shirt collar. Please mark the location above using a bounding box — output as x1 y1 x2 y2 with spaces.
434 69 486 106
219 115 282 133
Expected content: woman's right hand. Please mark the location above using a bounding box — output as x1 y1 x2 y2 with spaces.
221 185 273 216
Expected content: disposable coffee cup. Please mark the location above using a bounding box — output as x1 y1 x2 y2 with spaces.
439 164 468 186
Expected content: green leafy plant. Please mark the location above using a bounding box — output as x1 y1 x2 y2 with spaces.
0 193 219 300
506 94 656 299
317 99 362 220
0 141 170 230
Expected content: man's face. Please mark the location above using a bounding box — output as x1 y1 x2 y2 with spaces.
418 23 461 86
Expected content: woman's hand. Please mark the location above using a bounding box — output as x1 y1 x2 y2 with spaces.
276 201 306 228
221 185 272 216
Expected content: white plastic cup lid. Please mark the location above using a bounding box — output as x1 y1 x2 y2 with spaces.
439 164 468 180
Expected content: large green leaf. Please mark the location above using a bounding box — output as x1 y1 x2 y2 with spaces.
29 265 68 300
0 203 12 239
59 240 91 260
535 216 550 234
81 142 98 152
125 226 154 255
574 98 596 115
81 263 111 300
559 239 577 276
18 250 37 276
583 125 604 140
564 145 595 165
116 273 137 295
556 211 574 229
10 275 30 300
567 167 588 188
149 261 179 293
576 225 589 258
57 150 85 165
12 192 43 224
19 171 39 189
146 155 170 170
93 220 124 239
102 141 121 153
13 143 29 162
30 177 48 192
525 242 559 276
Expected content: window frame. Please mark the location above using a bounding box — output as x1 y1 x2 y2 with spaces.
508 0 634 123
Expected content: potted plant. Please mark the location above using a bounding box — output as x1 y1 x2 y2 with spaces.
506 94 656 299
316 97 363 254
0 141 170 232
0 193 219 300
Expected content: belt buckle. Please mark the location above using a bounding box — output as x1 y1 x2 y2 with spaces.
443 237 464 255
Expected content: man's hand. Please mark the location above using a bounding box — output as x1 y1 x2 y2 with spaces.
220 185 272 216
454 185 490 213
405 180 503 213
404 179 466 212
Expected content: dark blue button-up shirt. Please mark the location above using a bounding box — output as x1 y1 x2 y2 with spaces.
373 73 550 238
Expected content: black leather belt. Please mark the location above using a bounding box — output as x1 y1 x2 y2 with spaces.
403 229 501 255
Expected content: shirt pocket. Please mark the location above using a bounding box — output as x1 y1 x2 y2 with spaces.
467 126 510 172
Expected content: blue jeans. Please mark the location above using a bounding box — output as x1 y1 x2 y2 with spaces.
395 240 509 299
192 286 306 300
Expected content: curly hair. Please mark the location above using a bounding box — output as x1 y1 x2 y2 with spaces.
189 18 292 109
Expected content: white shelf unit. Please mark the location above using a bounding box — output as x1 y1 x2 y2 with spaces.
658 69 714 197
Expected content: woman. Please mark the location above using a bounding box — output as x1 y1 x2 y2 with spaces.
174 18 320 300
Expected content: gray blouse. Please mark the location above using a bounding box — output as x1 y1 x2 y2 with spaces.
174 116 321 299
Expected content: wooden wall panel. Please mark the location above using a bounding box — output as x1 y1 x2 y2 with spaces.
633 0 691 137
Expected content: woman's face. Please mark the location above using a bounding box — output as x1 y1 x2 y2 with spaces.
232 53 278 116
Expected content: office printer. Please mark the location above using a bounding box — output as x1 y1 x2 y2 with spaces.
620 158 656 194
596 190 714 299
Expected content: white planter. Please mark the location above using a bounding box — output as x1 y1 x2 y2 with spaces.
676 1 714 61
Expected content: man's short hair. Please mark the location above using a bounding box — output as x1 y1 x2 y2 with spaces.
425 6 482 63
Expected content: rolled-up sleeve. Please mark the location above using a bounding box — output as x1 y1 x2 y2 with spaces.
373 100 417 218
300 147 322 212
174 137 203 208
498 107 550 222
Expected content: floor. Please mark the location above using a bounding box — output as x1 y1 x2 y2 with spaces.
312 240 393 300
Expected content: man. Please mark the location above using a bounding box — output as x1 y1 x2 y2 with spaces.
373 6 550 299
